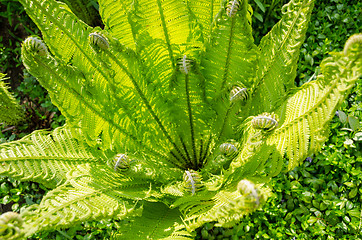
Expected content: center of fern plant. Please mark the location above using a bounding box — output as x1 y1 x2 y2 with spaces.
1 0 361 238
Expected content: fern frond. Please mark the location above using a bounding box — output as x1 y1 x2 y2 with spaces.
181 185 269 231
202 0 258 99
230 38 361 183
133 0 191 50
246 0 314 115
0 73 23 125
187 0 221 38
18 165 146 237
0 126 100 188
266 46 361 172
113 202 194 239
98 0 136 49
22 35 173 166
200 0 259 143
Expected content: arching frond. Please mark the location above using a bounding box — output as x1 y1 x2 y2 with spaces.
19 165 147 237
266 44 361 172
0 73 23 125
246 0 314 115
229 36 361 184
0 126 99 188
187 0 221 38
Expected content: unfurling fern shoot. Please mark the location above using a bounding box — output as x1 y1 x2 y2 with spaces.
226 0 240 17
219 143 238 157
251 113 278 131
178 55 193 75
230 86 248 103
113 154 130 172
89 32 109 50
237 179 259 205
183 170 203 195
23 36 48 56
0 212 24 239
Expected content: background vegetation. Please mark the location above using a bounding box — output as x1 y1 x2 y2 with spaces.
0 0 361 239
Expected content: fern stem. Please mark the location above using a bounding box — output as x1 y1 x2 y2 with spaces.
156 0 175 68
198 138 204 167
179 136 193 166
209 0 214 37
169 151 187 169
195 66 207 103
221 17 236 89
185 74 198 168
216 103 233 142
200 134 212 166
105 51 188 168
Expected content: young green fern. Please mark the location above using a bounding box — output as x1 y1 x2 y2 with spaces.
0 0 361 239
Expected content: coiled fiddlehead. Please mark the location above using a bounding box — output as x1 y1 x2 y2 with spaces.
343 33 362 56
230 86 248 103
226 0 240 18
183 170 203 195
0 212 24 240
251 113 278 131
219 143 238 157
178 55 193 75
89 32 109 50
112 153 131 172
23 36 48 56
237 179 259 205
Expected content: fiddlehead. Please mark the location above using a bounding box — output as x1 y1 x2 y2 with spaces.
251 113 279 131
0 212 24 240
226 0 240 18
23 36 48 56
89 32 110 51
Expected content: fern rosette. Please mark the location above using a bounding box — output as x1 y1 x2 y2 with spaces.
0 0 361 239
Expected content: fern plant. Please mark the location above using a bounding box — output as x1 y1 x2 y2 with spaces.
0 0 361 239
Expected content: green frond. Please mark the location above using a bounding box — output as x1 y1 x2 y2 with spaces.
98 0 136 49
180 184 270 231
22 34 173 165
18 165 144 237
200 0 259 142
266 45 361 172
247 0 314 115
202 0 258 98
229 39 361 183
113 202 194 239
132 0 191 48
19 0 92 67
0 73 24 125
0 126 99 188
227 121 273 182
187 0 222 39
59 0 101 26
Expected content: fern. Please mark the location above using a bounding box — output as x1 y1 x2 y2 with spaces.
0 73 24 125
0 0 361 239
